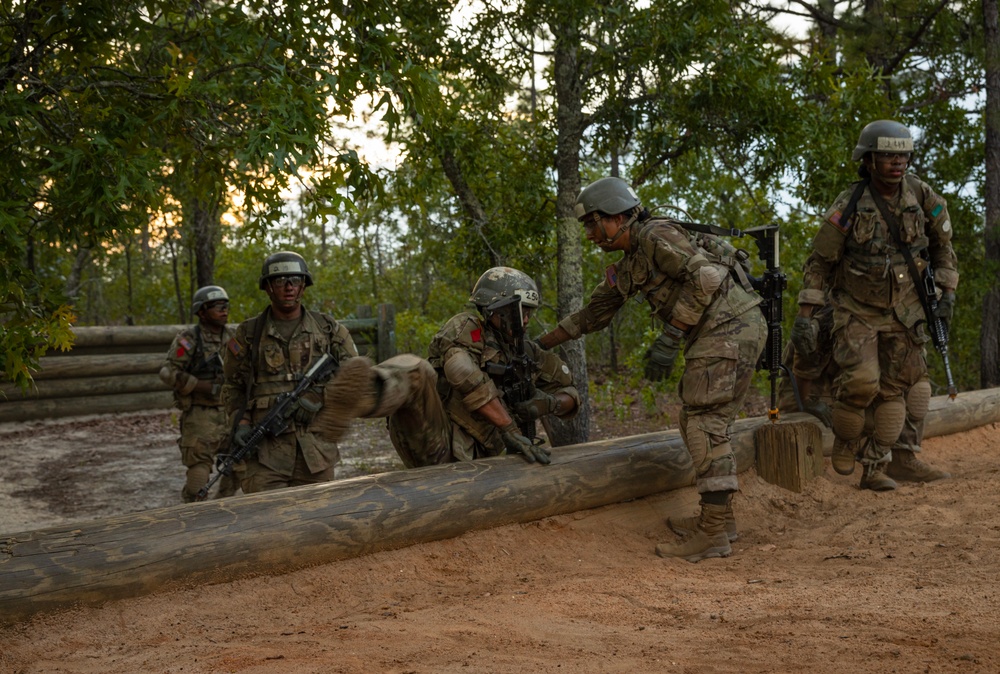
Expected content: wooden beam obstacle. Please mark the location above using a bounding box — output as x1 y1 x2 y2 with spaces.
0 305 396 423
2 388 997 626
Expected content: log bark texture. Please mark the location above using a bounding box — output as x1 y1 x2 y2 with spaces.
0 392 174 424
1 389 997 626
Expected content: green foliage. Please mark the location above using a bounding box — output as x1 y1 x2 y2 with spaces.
2 0 991 399
1 0 432 381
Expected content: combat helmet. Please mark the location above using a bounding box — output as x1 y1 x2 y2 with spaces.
573 177 642 221
852 120 913 161
258 251 314 289
191 285 229 314
469 267 539 312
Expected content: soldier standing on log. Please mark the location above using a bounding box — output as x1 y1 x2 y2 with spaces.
159 285 240 502
797 120 957 491
535 177 767 563
308 267 580 468
220 251 367 494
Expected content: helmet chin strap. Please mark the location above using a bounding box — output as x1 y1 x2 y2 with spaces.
602 211 637 245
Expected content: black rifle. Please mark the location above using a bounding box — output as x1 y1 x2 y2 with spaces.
744 225 786 421
669 219 787 421
189 352 224 380
483 294 539 439
195 352 339 501
921 265 958 398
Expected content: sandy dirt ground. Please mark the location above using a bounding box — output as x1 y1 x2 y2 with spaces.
1 405 999 673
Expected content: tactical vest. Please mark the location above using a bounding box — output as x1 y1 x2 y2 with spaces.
837 178 931 310
241 309 345 410
626 218 733 324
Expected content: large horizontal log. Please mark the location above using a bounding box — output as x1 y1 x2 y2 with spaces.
1 388 997 626
0 373 166 401
69 324 190 348
0 391 174 424
29 353 163 380
60 319 381 352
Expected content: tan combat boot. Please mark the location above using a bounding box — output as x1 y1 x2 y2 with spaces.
668 503 738 543
656 503 732 562
831 437 857 476
886 448 950 482
859 462 897 491
311 357 379 443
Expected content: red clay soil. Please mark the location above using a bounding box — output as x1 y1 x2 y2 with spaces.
2 423 999 673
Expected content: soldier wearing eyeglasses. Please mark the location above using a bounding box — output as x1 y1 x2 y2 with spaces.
797 120 958 491
220 251 361 493
160 285 240 502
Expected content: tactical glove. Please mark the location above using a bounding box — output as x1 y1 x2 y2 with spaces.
513 389 560 422
233 424 254 449
802 398 833 428
935 291 956 333
790 315 819 358
292 389 324 426
644 326 683 382
500 422 551 465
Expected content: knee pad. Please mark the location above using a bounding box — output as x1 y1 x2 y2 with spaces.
873 398 906 446
831 403 865 441
906 379 931 423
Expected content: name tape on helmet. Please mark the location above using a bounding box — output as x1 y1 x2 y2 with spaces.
268 261 303 275
516 288 539 307
205 290 226 301
876 136 913 153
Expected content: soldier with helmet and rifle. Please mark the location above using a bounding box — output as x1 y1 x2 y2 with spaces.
159 285 241 502
301 267 580 469
797 120 958 491
218 251 366 494
536 177 768 563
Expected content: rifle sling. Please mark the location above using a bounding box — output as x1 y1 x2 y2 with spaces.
867 185 933 315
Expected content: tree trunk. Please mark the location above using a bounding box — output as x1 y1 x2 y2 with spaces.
192 196 220 287
546 17 590 446
983 0 1000 387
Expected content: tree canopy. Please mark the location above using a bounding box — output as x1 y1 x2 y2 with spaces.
1 0 990 415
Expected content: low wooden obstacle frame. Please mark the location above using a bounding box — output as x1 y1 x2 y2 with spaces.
0 304 396 423
2 389 997 627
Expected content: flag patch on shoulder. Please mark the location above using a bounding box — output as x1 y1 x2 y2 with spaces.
227 338 242 356
828 210 851 232
605 264 618 288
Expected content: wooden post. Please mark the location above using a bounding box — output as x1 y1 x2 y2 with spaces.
754 421 824 492
378 303 396 363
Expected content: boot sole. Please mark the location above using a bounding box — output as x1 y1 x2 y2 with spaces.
682 546 732 563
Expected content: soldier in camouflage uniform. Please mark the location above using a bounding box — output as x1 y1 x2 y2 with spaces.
221 251 362 494
779 268 836 426
159 285 240 502
537 177 767 563
311 267 580 468
797 120 957 491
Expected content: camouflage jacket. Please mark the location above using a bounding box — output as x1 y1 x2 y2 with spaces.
222 307 358 475
428 311 580 456
799 175 959 329
557 216 761 348
160 323 236 409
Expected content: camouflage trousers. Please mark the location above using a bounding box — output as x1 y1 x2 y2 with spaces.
373 355 456 468
679 308 767 494
832 310 927 408
178 405 240 501
241 439 335 493
830 310 928 465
